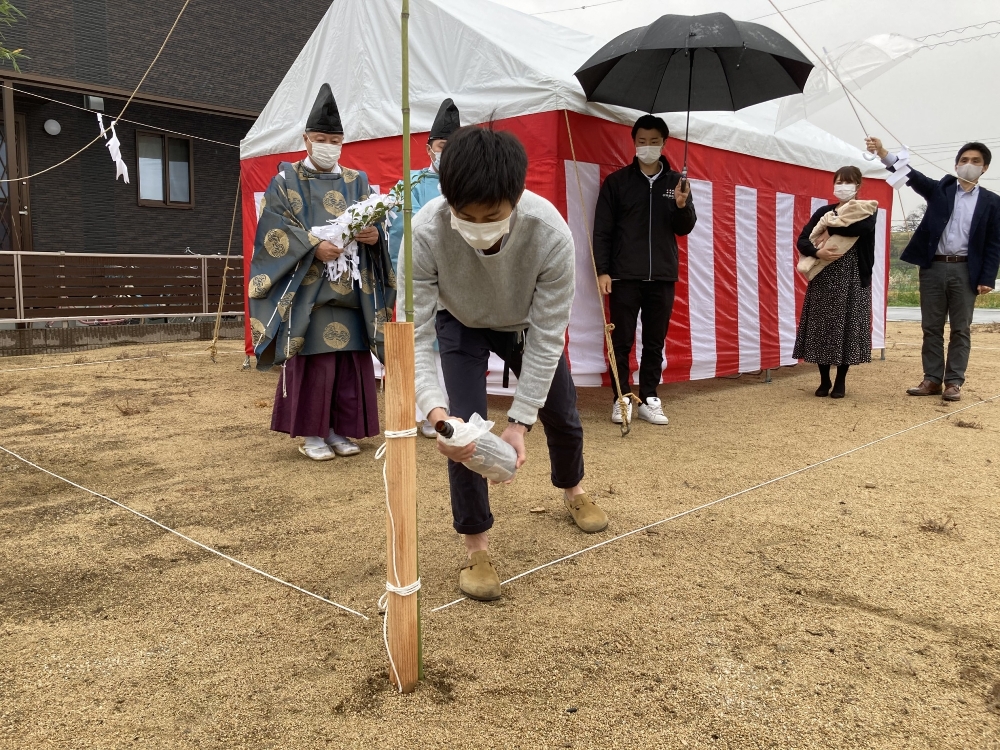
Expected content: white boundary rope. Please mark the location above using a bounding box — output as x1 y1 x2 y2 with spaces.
431 393 1000 613
0 350 245 373
0 445 368 620
375 427 421 693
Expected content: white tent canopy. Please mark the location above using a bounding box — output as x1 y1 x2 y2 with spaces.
240 0 886 176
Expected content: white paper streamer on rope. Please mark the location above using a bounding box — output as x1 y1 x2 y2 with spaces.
97 113 130 183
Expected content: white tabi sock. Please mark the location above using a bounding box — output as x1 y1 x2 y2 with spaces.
327 430 347 445
304 436 326 450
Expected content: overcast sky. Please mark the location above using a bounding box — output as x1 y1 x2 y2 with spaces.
493 0 1000 223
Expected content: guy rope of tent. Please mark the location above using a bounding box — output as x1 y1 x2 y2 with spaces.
764 0 928 243
764 0 980 188
765 21 919 238
0 0 192 184
563 111 640 436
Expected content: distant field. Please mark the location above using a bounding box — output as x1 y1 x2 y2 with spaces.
889 261 1000 308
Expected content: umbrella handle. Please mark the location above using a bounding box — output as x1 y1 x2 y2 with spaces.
682 45 694 184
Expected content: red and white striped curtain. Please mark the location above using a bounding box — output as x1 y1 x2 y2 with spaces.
485 160 889 393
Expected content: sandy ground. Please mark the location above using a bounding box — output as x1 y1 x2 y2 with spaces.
1 321 999 750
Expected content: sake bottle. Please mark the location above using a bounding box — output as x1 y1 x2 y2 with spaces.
435 420 518 483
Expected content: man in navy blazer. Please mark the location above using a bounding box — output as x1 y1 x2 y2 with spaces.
867 137 1000 402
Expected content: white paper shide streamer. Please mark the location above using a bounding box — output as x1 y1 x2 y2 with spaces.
310 190 400 286
886 146 912 190
97 113 130 184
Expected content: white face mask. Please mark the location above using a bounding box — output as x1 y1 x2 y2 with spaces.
833 183 857 201
431 151 442 172
635 145 662 165
450 211 511 251
956 163 984 184
309 141 342 170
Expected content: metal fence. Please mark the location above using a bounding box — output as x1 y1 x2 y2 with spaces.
0 251 244 324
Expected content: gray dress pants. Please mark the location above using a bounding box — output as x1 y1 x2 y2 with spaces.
918 261 978 385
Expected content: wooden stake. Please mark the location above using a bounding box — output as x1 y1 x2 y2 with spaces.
384 321 420 693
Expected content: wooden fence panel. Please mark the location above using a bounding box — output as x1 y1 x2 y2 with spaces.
0 253 15 318
0 252 245 321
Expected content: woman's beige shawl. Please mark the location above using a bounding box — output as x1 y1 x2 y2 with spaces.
797 199 879 281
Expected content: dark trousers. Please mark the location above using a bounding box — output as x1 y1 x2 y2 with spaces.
609 280 675 401
436 310 585 535
919 262 978 385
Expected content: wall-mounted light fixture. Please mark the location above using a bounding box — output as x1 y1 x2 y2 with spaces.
43 119 61 136
83 95 105 111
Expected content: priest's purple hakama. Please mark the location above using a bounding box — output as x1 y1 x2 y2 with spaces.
270 351 380 439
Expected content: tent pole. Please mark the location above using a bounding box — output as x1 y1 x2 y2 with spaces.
382 0 421 695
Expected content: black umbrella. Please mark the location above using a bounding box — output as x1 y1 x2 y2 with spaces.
575 12 814 179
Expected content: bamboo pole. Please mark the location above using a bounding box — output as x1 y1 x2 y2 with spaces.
384 321 420 693
402 0 413 323
381 0 420 694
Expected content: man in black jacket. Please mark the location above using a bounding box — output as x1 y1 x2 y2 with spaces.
593 115 696 425
867 137 1000 402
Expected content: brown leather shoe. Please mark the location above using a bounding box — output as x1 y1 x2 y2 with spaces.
906 380 942 397
942 384 962 402
459 551 501 601
564 492 609 533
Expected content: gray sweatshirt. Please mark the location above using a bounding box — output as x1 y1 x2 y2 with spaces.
406 190 576 425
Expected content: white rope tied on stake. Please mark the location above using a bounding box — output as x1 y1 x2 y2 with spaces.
375 427 421 693
430 392 1000 613
0 444 369 619
0 349 243 374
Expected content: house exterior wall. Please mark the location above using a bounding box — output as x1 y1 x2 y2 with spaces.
17 88 247 254
1 0 332 113
0 1 332 255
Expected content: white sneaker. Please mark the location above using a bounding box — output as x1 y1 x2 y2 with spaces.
637 397 669 425
299 443 336 461
611 400 633 424
419 419 438 439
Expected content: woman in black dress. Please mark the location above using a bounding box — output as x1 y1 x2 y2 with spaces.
793 166 878 399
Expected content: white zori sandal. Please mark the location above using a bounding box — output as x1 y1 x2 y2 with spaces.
325 432 361 457
330 441 361 457
299 442 336 461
